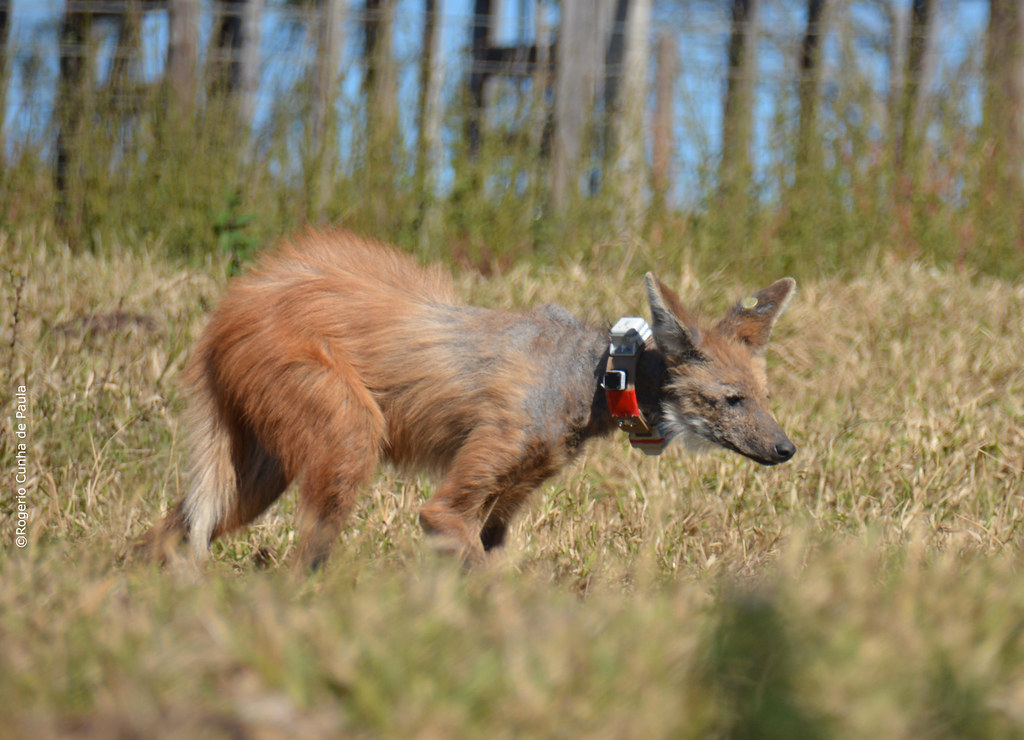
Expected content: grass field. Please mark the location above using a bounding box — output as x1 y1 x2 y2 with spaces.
2 231 1023 738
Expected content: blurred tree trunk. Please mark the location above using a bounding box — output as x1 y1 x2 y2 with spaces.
364 0 397 220
529 0 551 159
109 2 142 94
551 0 615 210
981 0 1024 229
416 0 445 243
364 0 397 139
885 0 906 144
602 0 629 163
416 0 440 186
237 0 263 124
896 0 935 176
0 1 10 150
522 0 551 237
720 0 759 205
167 0 200 111
467 0 498 156
551 0 589 209
610 0 652 232
311 0 345 218
796 0 827 176
209 0 263 123
651 31 677 215
104 0 146 145
528 1 551 158
55 5 96 246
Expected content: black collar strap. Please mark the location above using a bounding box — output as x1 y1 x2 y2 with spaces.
601 318 673 456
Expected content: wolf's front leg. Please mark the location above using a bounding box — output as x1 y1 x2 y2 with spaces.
418 427 555 566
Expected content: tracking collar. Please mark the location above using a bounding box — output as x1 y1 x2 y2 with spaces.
600 318 674 455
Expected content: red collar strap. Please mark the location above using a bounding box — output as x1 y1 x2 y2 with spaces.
601 318 674 456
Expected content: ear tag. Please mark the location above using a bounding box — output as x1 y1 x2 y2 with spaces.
741 296 758 310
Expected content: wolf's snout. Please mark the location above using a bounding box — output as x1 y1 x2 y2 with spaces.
773 438 796 463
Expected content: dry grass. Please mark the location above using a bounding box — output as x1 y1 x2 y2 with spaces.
2 232 1023 738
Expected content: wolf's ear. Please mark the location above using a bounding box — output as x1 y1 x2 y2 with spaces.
715 277 796 354
645 273 705 364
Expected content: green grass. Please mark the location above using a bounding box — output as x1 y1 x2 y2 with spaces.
2 233 1023 738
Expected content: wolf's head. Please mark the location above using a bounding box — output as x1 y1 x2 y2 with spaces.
645 273 797 466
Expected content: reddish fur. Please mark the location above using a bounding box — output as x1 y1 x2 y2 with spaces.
145 230 596 567
140 229 797 569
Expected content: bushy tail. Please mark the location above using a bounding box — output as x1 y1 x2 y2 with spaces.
180 379 238 561
131 378 238 564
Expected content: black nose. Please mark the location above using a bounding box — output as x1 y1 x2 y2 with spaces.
774 439 796 462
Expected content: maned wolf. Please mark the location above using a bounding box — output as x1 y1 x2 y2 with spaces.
143 229 796 568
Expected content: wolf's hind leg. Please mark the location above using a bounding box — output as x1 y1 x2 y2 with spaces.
271 358 385 571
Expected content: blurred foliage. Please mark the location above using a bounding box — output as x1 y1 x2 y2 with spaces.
1 5 1022 285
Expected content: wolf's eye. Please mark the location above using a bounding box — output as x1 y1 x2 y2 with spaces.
725 394 745 407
